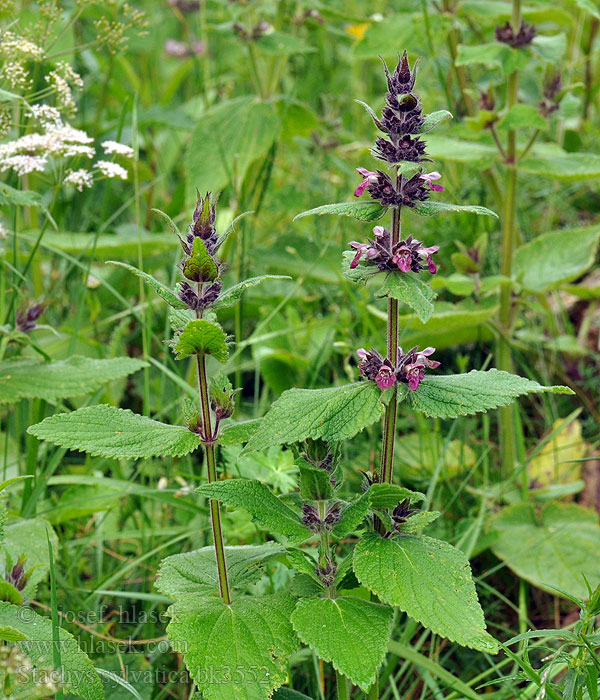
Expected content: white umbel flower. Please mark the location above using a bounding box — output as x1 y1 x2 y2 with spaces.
95 160 128 180
63 168 93 191
101 140 134 158
0 154 47 175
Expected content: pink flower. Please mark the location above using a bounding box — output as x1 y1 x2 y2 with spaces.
404 363 425 391
417 244 440 274
420 171 444 192
354 167 378 197
349 241 378 269
392 246 412 272
417 346 441 369
376 365 396 390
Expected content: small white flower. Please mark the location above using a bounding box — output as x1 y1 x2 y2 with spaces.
63 168 93 191
0 154 47 175
29 105 63 129
101 140 134 158
0 32 44 61
95 160 128 180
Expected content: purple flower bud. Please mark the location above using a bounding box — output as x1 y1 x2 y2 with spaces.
16 302 46 333
178 281 200 310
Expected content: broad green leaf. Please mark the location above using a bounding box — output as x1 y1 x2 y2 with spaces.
409 369 574 419
413 201 498 218
0 601 105 700
0 182 43 207
243 383 386 452
108 261 187 308
498 104 548 131
187 97 281 196
532 33 567 62
28 405 202 459
521 153 600 180
353 533 498 653
368 484 425 509
196 479 311 542
255 31 315 55
298 459 334 501
513 225 600 292
291 597 393 691
419 110 453 133
220 419 261 445
401 511 441 534
377 272 436 323
174 319 229 362
490 502 600 600
156 543 286 598
424 136 496 163
166 592 297 700
0 356 148 405
183 237 218 282
273 690 314 700
0 581 22 606
293 201 387 223
332 491 372 537
213 275 291 309
0 518 58 599
455 42 528 74
574 0 600 18
341 250 381 285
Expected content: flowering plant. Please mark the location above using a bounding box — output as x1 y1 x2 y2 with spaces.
27 50 574 700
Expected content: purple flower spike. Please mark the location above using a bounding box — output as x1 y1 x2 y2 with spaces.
420 171 444 192
376 366 396 390
354 167 378 197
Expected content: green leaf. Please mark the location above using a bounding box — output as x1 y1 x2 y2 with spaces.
0 356 148 405
419 109 453 133
297 459 334 501
0 601 105 700
377 272 436 323
413 201 498 217
521 153 600 180
490 502 600 600
574 0 600 19
498 104 548 131
108 261 188 308
291 597 393 691
532 33 567 62
0 581 23 606
28 405 202 459
409 369 574 419
183 237 218 282
341 250 381 286
401 511 441 534
293 201 387 223
213 275 291 309
0 518 58 599
332 492 372 537
220 419 262 445
455 42 528 73
0 182 44 207
156 543 286 599
368 484 425 510
353 533 498 653
166 592 297 700
424 136 497 163
174 319 229 362
243 383 386 452
187 97 280 196
196 479 311 542
513 225 600 292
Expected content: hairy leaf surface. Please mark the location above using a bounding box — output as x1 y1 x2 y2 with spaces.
174 319 229 362
353 533 498 653
377 272 436 323
28 405 201 458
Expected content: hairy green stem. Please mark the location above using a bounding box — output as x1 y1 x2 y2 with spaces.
497 0 521 479
197 354 231 604
380 205 401 486
336 671 349 700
